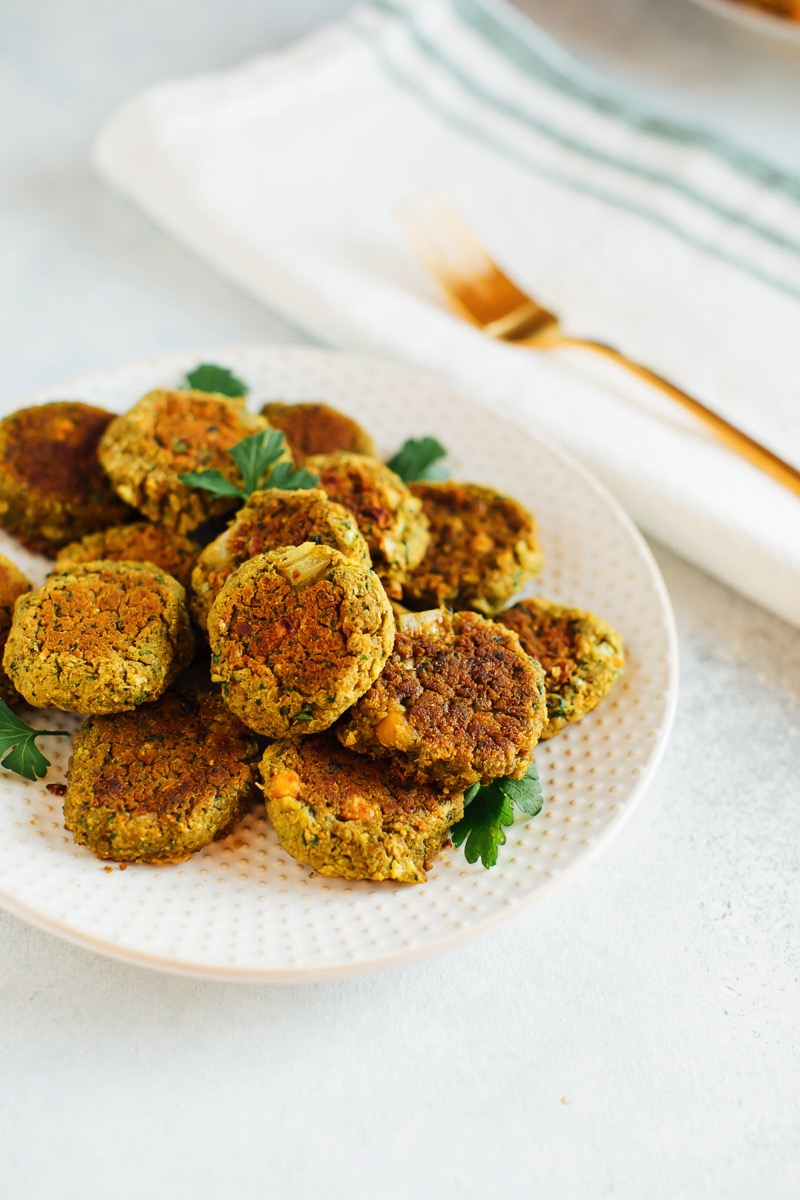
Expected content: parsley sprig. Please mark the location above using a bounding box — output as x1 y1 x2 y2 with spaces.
387 436 448 483
0 702 69 781
184 362 249 398
451 761 544 869
180 429 318 500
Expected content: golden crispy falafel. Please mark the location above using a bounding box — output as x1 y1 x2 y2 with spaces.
304 452 428 599
190 488 371 630
57 522 201 590
209 543 394 737
0 402 132 554
64 677 260 863
98 388 269 533
261 735 463 883
403 481 543 615
261 402 375 462
3 561 194 714
497 598 625 738
338 608 546 793
0 555 30 705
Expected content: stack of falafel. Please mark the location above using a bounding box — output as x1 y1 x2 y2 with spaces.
0 386 624 881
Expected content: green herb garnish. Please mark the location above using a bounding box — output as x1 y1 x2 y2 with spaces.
184 362 249 398
451 761 544 869
180 429 318 500
387 436 448 483
0 702 69 781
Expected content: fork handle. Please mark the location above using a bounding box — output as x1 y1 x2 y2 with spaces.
546 334 800 498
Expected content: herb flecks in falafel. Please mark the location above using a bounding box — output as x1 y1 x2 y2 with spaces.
304 452 429 600
261 735 463 883
3 561 194 715
0 402 133 555
190 488 371 630
403 481 543 615
497 598 625 738
338 608 546 793
64 678 260 863
261 401 375 463
208 544 394 738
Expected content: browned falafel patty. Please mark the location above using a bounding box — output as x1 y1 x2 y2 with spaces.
261 735 463 883
497 598 625 738
403 481 543 615
208 543 395 737
190 488 371 630
3 561 194 714
261 402 375 462
0 402 132 554
98 388 269 533
304 452 428 599
57 522 201 590
64 678 260 863
338 608 546 793
0 555 30 705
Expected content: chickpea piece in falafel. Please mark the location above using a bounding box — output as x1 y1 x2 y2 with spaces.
208 543 394 737
3 561 194 714
190 488 371 630
261 735 463 883
338 608 546 793
0 555 30 706
403 481 543 615
261 402 375 462
304 452 428 599
57 522 201 591
0 402 132 555
98 388 270 533
64 677 260 863
497 598 625 739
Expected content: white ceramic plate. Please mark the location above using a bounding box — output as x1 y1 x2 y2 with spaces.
0 346 677 982
689 0 800 42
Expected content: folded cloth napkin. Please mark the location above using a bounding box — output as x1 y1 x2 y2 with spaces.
93 0 800 626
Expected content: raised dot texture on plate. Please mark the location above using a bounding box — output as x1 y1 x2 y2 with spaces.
0 346 677 981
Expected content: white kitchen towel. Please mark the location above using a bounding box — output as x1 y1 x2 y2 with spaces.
93 0 800 626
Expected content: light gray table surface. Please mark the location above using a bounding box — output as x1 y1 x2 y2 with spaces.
1 3 798 1198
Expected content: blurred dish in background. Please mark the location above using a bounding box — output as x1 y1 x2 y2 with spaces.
690 0 800 38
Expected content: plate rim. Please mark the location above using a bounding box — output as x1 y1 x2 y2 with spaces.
0 343 680 983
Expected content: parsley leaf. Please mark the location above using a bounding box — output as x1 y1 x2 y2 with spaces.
178 469 245 500
265 461 319 492
184 363 249 398
0 702 68 782
387 436 448 483
451 787 514 869
451 761 545 869
230 429 285 496
179 429 318 500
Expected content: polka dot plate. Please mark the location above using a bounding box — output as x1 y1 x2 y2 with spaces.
0 347 678 981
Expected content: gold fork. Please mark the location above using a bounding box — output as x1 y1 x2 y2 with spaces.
401 191 800 498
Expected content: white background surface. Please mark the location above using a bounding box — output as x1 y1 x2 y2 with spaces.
1 2 798 1197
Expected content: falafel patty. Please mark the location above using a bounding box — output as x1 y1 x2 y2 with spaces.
403 481 543 615
497 598 625 739
3 561 194 714
98 388 269 533
338 608 546 793
190 488 371 630
64 678 260 863
0 555 30 705
305 452 429 599
208 543 395 737
57 522 201 590
261 402 375 462
0 401 132 554
262 736 463 883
